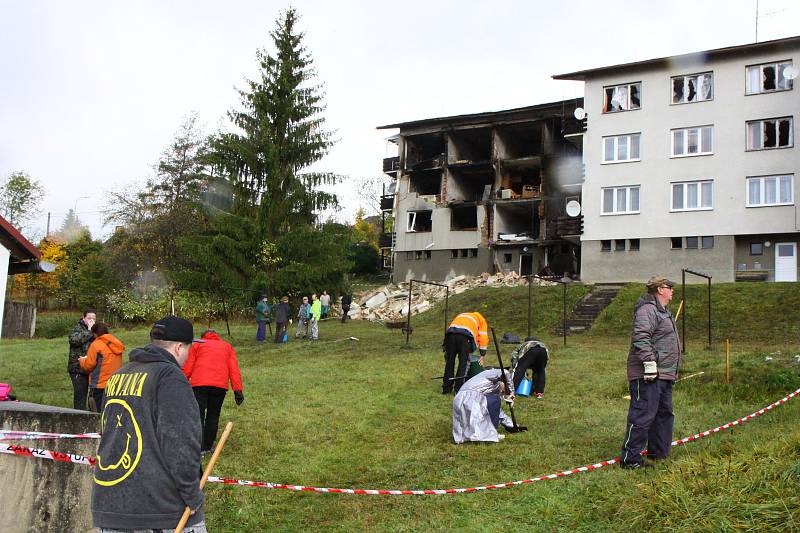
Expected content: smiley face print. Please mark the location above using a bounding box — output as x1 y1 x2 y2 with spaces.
94 399 143 486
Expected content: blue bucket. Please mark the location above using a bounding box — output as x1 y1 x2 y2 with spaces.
516 378 532 397
282 333 289 343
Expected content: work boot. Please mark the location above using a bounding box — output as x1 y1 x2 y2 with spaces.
619 461 653 469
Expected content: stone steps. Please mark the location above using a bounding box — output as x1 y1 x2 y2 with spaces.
555 284 624 335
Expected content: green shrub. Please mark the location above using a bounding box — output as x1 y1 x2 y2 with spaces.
35 311 78 339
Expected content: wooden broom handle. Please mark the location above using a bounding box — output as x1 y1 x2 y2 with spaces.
175 421 234 533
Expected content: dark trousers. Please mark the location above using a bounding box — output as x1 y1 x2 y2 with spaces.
256 320 267 342
512 346 548 394
443 333 471 394
621 379 674 465
486 393 501 428
69 372 89 411
274 322 288 343
91 388 105 412
341 307 350 323
193 386 227 452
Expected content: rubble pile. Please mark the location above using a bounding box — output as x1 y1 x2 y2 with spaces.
347 272 556 323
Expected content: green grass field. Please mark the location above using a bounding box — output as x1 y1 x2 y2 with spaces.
2 283 800 531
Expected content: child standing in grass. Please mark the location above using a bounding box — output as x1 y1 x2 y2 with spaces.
79 322 125 412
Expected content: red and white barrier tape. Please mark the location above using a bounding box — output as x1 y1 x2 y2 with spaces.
1 387 797 494
0 430 100 441
0 443 96 466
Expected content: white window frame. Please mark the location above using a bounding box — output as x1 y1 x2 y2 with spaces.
671 125 714 157
746 117 793 150
601 185 640 215
746 60 794 95
671 72 714 104
746 174 794 208
603 82 642 113
602 133 641 163
406 212 417 232
670 180 714 212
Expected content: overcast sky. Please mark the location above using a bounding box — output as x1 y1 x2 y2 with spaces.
0 0 796 240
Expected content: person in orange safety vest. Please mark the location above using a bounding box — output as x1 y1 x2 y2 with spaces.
441 312 489 394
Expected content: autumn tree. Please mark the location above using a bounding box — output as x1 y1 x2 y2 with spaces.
0 171 45 233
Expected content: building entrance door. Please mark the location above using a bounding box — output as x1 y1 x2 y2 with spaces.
775 242 797 282
520 254 533 276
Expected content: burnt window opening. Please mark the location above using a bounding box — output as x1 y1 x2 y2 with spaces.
671 237 683 249
405 133 446 170
503 253 513 263
447 167 494 203
495 203 539 242
601 240 611 252
496 123 544 159
629 239 640 251
498 164 541 199
406 210 432 232
408 169 442 197
449 128 492 164
451 205 478 230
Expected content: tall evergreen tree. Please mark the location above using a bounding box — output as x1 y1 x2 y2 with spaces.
209 7 339 238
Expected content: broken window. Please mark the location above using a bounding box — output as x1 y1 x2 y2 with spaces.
672 72 713 103
746 118 793 150
603 82 641 113
406 210 432 232
408 169 442 197
672 126 713 156
603 133 641 163
449 128 492 164
405 133 446 170
746 61 794 94
451 205 478 230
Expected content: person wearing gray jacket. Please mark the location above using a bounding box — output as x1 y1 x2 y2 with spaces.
620 276 681 469
92 316 207 532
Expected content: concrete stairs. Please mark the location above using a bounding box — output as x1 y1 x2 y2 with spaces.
555 284 624 335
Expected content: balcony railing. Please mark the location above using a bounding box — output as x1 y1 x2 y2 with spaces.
383 156 400 174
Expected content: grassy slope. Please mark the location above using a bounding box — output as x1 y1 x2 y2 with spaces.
1 284 799 531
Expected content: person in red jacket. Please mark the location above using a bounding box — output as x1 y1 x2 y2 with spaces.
182 329 244 454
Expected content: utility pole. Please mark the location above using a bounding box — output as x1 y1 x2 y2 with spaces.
46 212 51 236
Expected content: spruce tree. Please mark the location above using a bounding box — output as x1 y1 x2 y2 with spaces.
209 7 339 238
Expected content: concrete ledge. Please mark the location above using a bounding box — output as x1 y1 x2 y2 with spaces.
0 402 99 533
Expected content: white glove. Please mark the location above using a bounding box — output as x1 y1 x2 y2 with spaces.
643 361 658 382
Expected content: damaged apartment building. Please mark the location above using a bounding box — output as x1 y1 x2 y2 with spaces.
378 101 585 282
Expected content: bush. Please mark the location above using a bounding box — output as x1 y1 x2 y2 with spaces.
105 287 251 324
35 311 79 339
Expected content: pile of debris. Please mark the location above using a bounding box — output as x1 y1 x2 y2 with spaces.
347 272 556 322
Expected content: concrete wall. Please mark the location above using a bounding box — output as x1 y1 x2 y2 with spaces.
581 236 735 283
580 41 800 281
0 402 99 533
392 248 492 282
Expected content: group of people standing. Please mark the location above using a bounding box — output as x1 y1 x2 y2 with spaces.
256 290 353 344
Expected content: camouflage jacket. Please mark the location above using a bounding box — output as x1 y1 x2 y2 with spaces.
68 320 94 374
626 295 681 381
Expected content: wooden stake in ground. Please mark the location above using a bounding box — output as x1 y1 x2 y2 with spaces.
726 339 731 384
674 300 684 322
175 421 233 533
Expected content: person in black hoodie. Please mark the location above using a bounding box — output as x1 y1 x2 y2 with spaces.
274 296 292 343
67 308 96 410
92 315 207 532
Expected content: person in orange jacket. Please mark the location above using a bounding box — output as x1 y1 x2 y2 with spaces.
182 329 244 454
442 312 489 394
79 322 125 412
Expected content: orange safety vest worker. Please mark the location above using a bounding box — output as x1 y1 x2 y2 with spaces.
447 312 489 355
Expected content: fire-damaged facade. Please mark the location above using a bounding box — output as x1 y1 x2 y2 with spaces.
378 100 585 282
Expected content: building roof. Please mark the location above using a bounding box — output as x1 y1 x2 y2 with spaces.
0 214 41 262
376 99 583 130
552 35 800 81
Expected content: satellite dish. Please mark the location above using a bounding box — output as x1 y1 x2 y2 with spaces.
784 66 799 80
573 107 586 120
565 200 582 217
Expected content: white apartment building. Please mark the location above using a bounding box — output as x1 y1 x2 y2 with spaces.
554 35 800 283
